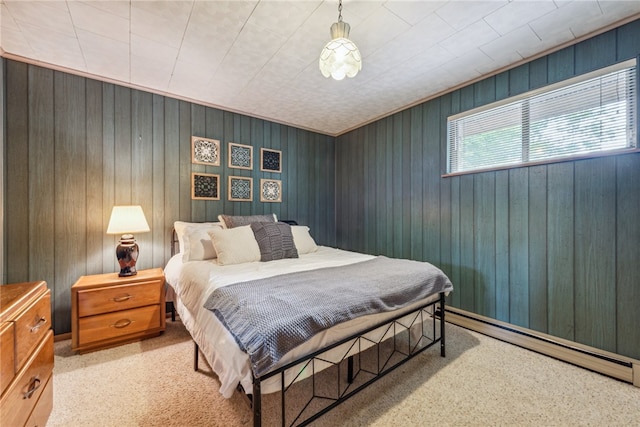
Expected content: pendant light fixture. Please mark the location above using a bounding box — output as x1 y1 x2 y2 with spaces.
319 0 362 81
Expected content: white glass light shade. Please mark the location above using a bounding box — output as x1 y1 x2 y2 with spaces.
319 21 362 81
106 205 150 235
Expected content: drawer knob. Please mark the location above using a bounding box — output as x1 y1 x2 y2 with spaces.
30 316 47 333
23 376 41 399
111 319 133 329
112 294 133 302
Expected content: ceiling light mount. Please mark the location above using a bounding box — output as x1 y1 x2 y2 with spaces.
319 0 362 81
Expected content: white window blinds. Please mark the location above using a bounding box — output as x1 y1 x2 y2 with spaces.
447 60 637 174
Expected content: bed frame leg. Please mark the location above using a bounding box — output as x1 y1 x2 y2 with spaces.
194 342 199 371
439 293 446 358
347 355 354 383
253 380 262 427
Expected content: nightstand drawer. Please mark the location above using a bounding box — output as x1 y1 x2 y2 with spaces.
14 291 51 372
77 280 162 317
78 304 161 346
0 329 53 427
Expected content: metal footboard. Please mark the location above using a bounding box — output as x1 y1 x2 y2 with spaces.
251 292 446 426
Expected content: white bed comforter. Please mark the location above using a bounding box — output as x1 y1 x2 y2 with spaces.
164 246 442 397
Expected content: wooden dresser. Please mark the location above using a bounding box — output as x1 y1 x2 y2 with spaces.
71 268 165 353
0 281 54 427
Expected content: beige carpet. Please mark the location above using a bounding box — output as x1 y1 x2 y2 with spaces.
48 320 640 426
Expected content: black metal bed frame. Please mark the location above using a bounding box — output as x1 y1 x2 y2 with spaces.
172 226 446 426
193 292 446 426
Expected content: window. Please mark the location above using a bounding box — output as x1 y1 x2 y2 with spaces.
447 59 637 174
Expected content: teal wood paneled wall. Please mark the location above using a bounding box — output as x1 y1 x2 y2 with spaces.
336 20 640 359
3 60 336 334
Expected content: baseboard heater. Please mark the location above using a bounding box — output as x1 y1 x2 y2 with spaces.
445 307 639 388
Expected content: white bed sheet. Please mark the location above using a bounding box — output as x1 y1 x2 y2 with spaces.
164 246 442 397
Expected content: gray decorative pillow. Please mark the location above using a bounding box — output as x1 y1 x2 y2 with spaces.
218 213 277 229
250 222 299 262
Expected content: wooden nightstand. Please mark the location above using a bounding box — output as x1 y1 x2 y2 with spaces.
71 268 165 353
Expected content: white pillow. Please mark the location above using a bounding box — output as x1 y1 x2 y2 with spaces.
181 224 223 262
173 221 222 257
208 226 261 266
291 226 318 254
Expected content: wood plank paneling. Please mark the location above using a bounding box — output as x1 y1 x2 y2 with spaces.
375 119 388 255
459 174 474 312
401 110 412 257
28 66 55 295
392 114 404 257
574 157 617 353
616 19 640 60
546 162 575 341
131 90 154 272
53 72 87 332
423 101 441 263
508 168 529 328
101 84 116 271
529 57 548 90
152 94 167 267
528 165 547 332
494 170 510 322
575 30 617 74
163 98 180 258
449 175 461 309
616 154 640 357
5 60 29 283
474 172 496 318
547 46 575 84
3 61 336 335
410 107 423 261
85 79 104 275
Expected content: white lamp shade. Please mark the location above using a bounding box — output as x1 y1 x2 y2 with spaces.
106 205 150 235
319 21 362 80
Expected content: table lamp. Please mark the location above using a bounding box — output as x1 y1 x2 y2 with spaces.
106 205 150 277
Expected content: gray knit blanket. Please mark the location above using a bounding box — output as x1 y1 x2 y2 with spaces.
203 256 454 377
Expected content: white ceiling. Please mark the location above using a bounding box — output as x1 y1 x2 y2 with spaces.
2 1 640 136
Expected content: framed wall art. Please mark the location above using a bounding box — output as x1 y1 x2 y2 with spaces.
191 136 221 166
228 176 253 202
260 179 282 203
191 173 220 200
228 142 253 170
260 148 282 173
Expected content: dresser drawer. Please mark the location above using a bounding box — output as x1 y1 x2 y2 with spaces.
14 291 51 372
77 280 162 317
24 374 53 427
0 322 15 395
0 329 54 427
78 304 161 346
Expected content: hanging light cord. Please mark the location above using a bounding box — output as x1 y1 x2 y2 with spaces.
338 0 343 23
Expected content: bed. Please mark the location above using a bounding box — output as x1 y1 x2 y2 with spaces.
164 215 454 426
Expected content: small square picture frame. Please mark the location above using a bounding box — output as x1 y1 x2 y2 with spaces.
228 142 253 170
191 136 221 166
228 176 253 202
260 148 282 173
191 173 220 200
260 179 282 203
